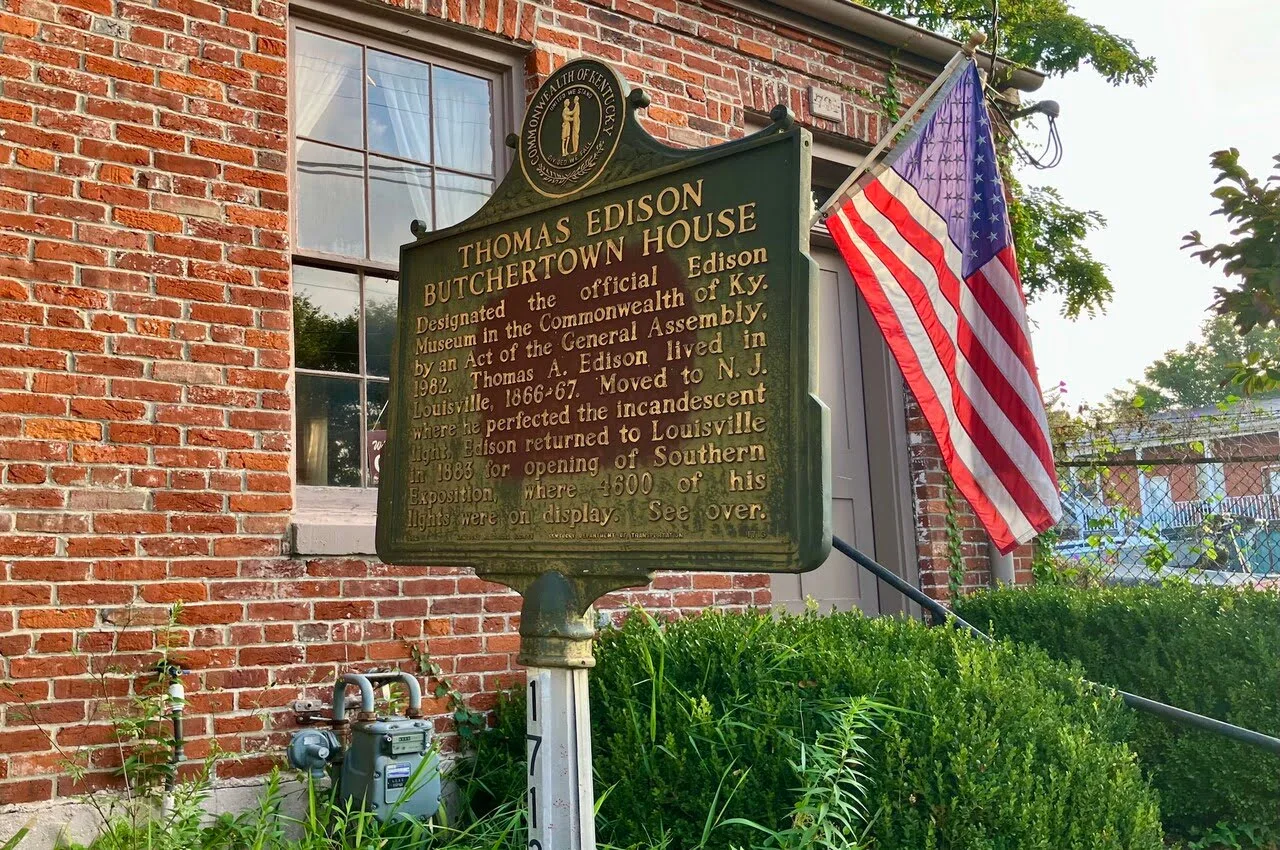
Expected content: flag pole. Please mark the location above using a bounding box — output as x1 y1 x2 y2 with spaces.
811 32 987 227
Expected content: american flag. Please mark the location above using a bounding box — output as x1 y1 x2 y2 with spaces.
825 60 1061 553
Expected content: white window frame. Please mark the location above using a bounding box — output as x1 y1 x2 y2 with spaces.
288 2 525 553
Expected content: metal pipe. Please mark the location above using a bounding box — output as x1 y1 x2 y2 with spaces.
351 670 425 717
833 535 959 629
395 671 423 718
1115 691 1280 752
169 679 186 763
831 535 1280 755
332 673 377 725
161 676 185 817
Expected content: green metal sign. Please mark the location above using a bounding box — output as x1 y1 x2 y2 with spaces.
377 60 830 594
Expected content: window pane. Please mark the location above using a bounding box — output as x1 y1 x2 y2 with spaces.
295 373 362 487
295 30 363 148
365 275 398 378
369 155 431 262
294 265 359 373
368 50 431 163
437 171 493 229
296 140 366 257
433 67 492 175
366 380 390 487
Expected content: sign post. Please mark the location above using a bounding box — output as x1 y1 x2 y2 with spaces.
519 570 599 850
378 60 830 850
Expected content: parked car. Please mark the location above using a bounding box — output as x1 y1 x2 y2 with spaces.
1054 518 1280 587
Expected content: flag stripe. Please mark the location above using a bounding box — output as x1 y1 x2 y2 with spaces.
861 180 1057 482
966 264 1042 399
977 249 1057 445
829 205 1037 546
840 197 1056 530
971 252 1037 369
876 171 1043 401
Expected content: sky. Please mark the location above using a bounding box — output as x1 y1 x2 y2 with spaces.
1018 0 1280 406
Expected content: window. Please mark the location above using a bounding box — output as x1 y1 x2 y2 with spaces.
291 24 502 488
1197 459 1226 502
293 266 395 487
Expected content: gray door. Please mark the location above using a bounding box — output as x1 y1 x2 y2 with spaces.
771 245 917 616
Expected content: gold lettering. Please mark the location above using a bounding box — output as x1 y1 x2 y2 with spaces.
728 468 768 491
641 202 757 256
647 499 690 522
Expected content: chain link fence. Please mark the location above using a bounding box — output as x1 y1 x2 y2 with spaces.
1053 453 1280 587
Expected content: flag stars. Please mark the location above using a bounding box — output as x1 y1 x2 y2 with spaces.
886 63 1008 277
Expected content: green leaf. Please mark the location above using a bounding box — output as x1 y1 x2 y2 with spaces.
856 0 1156 84
1184 149 1280 334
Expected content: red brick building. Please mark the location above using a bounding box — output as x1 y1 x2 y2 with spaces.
0 0 1042 815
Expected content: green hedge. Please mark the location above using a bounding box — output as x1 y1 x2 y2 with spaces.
955 583 1280 841
469 610 1162 850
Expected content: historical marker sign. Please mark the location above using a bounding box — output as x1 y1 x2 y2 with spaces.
377 60 831 584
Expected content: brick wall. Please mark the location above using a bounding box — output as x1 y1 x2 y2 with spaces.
1216 432 1280 498
0 0 932 806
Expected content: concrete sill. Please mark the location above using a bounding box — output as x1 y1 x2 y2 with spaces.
291 486 379 556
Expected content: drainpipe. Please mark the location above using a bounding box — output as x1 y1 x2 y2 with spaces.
989 537 1016 587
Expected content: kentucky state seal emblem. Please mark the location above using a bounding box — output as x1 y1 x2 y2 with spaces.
519 59 625 199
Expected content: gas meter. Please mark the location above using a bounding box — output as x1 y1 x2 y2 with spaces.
287 670 440 822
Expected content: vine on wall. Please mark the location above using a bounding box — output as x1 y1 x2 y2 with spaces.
838 58 903 126
406 640 489 746
944 477 966 602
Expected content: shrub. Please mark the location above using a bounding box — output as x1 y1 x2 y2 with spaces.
955 583 1280 842
471 609 1163 850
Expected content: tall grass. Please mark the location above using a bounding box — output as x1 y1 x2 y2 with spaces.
36 767 527 850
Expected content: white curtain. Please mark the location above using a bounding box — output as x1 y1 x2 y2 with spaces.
372 53 431 162
434 69 491 175
294 35 352 140
372 59 433 224
437 173 492 229
1198 462 1227 501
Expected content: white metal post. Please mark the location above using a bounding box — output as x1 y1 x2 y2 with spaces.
526 667 596 850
